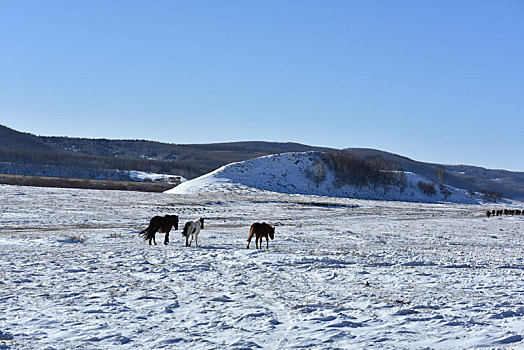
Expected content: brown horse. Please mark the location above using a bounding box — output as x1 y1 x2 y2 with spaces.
139 215 179 245
247 222 275 249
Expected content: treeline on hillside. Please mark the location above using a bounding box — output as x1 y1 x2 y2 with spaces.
0 174 174 192
0 162 134 181
182 141 329 154
41 137 180 160
321 151 408 191
0 148 203 179
321 152 507 201
41 137 330 162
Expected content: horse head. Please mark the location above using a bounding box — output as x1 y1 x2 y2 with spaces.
269 225 275 240
165 214 179 230
200 218 205 229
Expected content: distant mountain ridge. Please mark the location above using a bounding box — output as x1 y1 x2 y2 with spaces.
0 124 332 180
0 124 59 152
1 124 523 199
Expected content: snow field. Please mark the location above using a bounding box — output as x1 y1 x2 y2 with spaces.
1 184 524 349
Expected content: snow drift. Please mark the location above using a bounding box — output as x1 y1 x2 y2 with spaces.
166 152 483 204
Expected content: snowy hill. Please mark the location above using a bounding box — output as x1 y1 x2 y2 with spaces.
166 152 484 204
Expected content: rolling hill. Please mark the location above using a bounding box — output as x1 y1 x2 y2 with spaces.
167 152 486 203
1 124 523 199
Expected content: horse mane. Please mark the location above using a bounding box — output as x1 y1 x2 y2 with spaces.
165 215 179 229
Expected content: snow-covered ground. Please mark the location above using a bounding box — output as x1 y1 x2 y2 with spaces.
1 183 523 349
167 152 484 204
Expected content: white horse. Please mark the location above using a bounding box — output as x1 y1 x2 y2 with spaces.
182 218 204 246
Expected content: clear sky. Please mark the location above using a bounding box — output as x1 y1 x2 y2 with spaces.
1 1 523 171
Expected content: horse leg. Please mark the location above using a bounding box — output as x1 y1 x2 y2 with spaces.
152 234 157 245
256 236 260 249
190 228 197 246
164 229 170 245
266 236 269 249
247 232 254 249
185 234 189 247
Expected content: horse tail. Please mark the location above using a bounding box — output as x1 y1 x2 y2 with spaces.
182 222 191 236
247 224 255 241
139 226 153 241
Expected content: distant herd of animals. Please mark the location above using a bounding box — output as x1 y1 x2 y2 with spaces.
139 209 521 247
485 209 523 217
139 214 275 249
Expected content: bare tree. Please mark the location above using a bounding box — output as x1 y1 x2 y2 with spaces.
436 165 447 184
306 159 327 187
418 181 436 196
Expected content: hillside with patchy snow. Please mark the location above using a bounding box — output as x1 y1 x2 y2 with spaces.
167 152 485 204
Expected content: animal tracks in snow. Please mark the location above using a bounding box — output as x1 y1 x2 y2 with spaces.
1 185 524 348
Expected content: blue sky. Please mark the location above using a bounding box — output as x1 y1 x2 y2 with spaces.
1 1 523 171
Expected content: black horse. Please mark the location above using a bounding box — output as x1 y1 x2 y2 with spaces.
139 215 179 245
